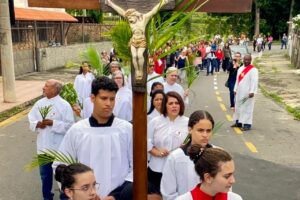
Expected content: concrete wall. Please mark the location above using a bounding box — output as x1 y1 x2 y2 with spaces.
13 49 35 76
37 41 112 71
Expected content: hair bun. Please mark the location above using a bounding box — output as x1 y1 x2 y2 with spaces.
55 164 67 182
188 144 205 164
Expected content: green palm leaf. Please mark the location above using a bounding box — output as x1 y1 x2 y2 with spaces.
110 20 132 62
185 65 198 88
25 149 78 172
60 83 78 106
80 46 106 76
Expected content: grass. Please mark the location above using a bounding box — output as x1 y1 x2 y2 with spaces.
0 96 41 122
260 85 300 120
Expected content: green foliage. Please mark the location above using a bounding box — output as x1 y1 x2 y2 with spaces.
25 149 78 171
185 65 198 89
80 46 107 76
110 20 132 62
60 83 79 107
38 105 52 120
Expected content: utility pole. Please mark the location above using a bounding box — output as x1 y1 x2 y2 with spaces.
0 0 16 102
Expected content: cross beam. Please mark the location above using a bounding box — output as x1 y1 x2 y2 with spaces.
28 0 253 13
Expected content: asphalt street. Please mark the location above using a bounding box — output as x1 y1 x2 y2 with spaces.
1 50 300 199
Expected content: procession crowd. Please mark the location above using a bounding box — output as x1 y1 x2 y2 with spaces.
28 37 258 200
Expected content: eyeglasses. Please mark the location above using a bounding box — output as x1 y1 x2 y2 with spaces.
70 182 100 193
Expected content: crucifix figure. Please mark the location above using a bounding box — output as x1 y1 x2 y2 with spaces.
105 0 169 80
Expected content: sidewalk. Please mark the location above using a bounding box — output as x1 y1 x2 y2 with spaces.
0 67 77 114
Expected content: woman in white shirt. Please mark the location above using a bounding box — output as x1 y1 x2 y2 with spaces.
148 91 189 192
112 71 133 122
161 110 216 200
74 62 95 104
175 146 242 200
147 90 165 122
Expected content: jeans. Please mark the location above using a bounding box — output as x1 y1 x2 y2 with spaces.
229 85 235 108
39 162 54 200
281 41 287 49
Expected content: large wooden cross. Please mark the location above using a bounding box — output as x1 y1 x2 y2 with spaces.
27 1 253 199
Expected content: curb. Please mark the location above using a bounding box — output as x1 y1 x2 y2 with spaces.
0 95 43 122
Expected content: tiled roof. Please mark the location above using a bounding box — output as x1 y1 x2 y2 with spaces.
14 8 78 22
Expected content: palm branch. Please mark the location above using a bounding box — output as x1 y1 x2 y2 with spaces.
60 83 79 107
25 149 78 172
38 105 52 120
80 46 107 76
110 20 132 62
185 65 198 88
239 96 249 105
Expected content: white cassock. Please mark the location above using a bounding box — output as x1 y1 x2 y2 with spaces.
28 95 74 153
233 66 258 125
163 82 189 105
147 72 164 95
82 97 94 119
147 109 161 123
161 148 199 200
113 86 133 122
147 115 189 173
175 190 243 200
161 145 219 200
74 72 95 104
53 118 133 197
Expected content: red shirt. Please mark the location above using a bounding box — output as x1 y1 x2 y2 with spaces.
154 59 164 74
215 49 224 60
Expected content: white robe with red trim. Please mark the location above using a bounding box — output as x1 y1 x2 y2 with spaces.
233 65 258 125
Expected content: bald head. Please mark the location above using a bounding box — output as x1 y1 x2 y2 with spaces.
43 79 62 99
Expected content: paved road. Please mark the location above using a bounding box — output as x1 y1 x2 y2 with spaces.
1 46 300 200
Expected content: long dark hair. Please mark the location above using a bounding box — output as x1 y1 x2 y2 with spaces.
147 90 165 115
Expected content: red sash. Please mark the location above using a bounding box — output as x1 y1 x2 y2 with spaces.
238 64 254 84
191 184 228 200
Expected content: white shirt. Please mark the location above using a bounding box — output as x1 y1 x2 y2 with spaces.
113 86 133 121
74 72 95 104
147 72 164 95
163 82 189 105
176 191 243 200
161 145 219 200
28 95 74 153
82 97 93 119
147 109 161 123
53 117 133 197
148 115 189 172
161 148 199 200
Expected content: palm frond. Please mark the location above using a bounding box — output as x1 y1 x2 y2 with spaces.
239 96 249 105
213 121 225 135
25 149 78 172
38 105 52 120
80 46 105 76
185 65 198 88
60 83 78 106
110 20 132 62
